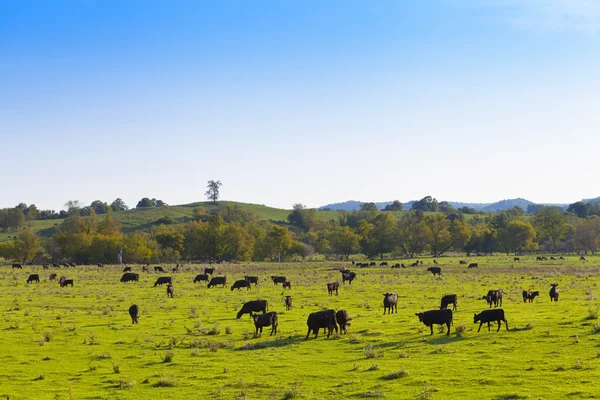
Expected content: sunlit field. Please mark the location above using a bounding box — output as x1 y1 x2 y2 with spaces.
2 256 600 399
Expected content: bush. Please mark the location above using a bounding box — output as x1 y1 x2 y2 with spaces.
163 351 174 363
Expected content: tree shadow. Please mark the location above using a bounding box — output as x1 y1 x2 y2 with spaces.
236 335 304 350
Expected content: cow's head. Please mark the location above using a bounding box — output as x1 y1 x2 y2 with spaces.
473 313 479 323
551 283 558 287
415 313 423 322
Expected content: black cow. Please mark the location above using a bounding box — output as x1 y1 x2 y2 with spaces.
142 266 150 273
369 262 376 267
550 256 556 260
231 279 251 291
459 260 467 265
474 309 508 332
483 289 504 308
341 271 356 285
380 262 388 267
427 267 441 276
244 276 259 286
252 312 278 336
59 277 74 287
154 266 164 272
236 300 268 318
12 263 22 269
514 257 520 262
284 296 292 311
167 283 174 298
305 310 337 339
522 290 539 303
97 263 105 268
383 292 398 315
581 256 586 261
27 274 40 284
271 276 287 285
120 273 139 283
550 284 559 302
336 310 351 334
440 294 457 311
433 260 438 264
415 309 453 336
49 273 57 281
42 264 49 269
468 263 478 269
204 267 215 275
360 263 369 268
154 276 172 287
536 256 543 261
208 277 227 288
282 281 291 289
129 304 139 324
559 256 565 260
327 282 339 296
193 274 209 283
123 266 132 272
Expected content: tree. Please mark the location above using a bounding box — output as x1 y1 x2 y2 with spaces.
383 200 403 211
497 220 537 254
90 200 110 215
357 214 396 260
328 226 360 260
396 211 428 257
206 180 223 204
110 198 128 212
136 197 154 208
267 225 293 262
360 202 378 212
438 201 455 214
64 200 83 215
287 203 317 230
533 206 567 252
12 229 42 264
423 214 452 256
411 196 439 212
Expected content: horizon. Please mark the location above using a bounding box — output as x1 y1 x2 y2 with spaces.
2 1 599 211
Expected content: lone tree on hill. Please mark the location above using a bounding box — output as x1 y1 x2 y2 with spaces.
206 180 222 204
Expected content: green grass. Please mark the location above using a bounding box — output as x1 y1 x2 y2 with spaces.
1 255 600 399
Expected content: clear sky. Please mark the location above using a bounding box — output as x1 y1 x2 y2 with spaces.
2 0 599 211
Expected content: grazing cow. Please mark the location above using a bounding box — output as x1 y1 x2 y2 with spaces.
468 263 478 269
142 266 150 273
427 267 441 276
154 276 172 287
282 281 291 289
559 256 565 260
550 256 556 261
549 284 559 302
474 309 508 332
204 267 215 275
327 282 339 296
483 289 504 308
360 263 369 268
410 262 419 267
369 262 376 267
27 274 40 284
383 292 398 315
433 260 438 264
129 304 139 324
415 309 453 336
49 273 57 281
580 256 586 261
97 263 105 268
440 294 458 311
284 296 292 311
336 310 351 334
380 262 388 267
231 279 251 291
536 256 543 261
459 260 467 265
120 273 139 283
166 283 174 298
193 274 209 283
12 263 22 269
123 266 132 272
244 276 259 286
305 309 338 339
69 262 76 267
522 290 540 303
252 312 278 336
43 264 49 269
341 271 356 285
52 263 60 268
60 278 74 287
271 276 287 285
514 257 520 262
207 276 227 288
236 300 268 319
154 266 165 272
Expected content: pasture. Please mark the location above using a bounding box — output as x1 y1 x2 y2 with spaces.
1 256 600 399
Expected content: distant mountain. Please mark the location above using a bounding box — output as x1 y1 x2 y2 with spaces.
480 198 535 212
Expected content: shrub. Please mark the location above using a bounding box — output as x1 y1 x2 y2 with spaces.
455 324 467 337
382 368 409 380
163 351 174 363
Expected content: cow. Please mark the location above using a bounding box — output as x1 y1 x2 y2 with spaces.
282 281 291 290
427 267 441 276
60 277 74 287
120 273 139 283
327 282 339 296
231 279 251 291
474 309 508 332
69 262 76 267
550 284 559 302
369 262 376 267
52 263 60 268
252 312 278 336
154 266 165 272
522 290 540 303
360 263 369 268
236 300 268 319
271 276 287 285
383 292 398 315
49 273 57 281
142 266 150 273
12 263 22 269
204 267 215 275
536 256 543 261
97 263 105 268
341 271 356 285
129 304 139 324
154 276 172 287
284 296 292 311
336 310 351 334
550 256 556 261
483 289 504 308
305 310 337 339
459 260 467 265
580 256 586 261
415 309 453 336
559 256 565 260
514 257 520 262
207 276 227 288
167 283 174 298
123 266 132 272
468 263 478 269
410 262 419 267
380 262 388 267
244 276 259 286
440 294 458 311
42 264 49 269
27 274 40 284
433 260 438 264
193 274 209 283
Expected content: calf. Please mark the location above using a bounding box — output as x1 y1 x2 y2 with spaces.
208 276 227 288
369 262 376 267
123 266 132 272
383 292 398 315
427 267 441 276
12 263 22 269
120 273 139 283
204 267 215 275
549 283 559 302
42 264 49 269
341 271 356 285
415 309 453 336
244 276 259 286
271 276 287 285
522 290 539 303
282 281 291 289
327 282 339 296
154 266 165 272
167 283 174 298
474 309 508 332
193 274 209 283
459 260 467 265
236 300 268 319
483 289 504 308
49 273 57 281
97 263 105 268
252 312 278 336
468 263 478 269
336 309 351 334
27 274 40 284
514 257 520 262
380 262 388 267
284 296 292 311
440 294 458 311
305 309 337 339
60 278 74 287
231 279 251 291
581 256 586 261
142 266 150 273
129 304 139 324
154 276 172 287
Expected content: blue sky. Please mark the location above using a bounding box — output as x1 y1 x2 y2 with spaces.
2 0 599 211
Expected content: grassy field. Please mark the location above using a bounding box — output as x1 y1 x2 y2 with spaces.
1 256 600 399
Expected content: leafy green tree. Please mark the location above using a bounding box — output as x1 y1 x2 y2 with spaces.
136 197 154 208
360 202 378 212
357 214 396 260
328 225 360 260
533 206 567 252
288 204 317 230
153 224 185 260
221 222 254 261
497 220 537 254
206 180 223 204
397 211 427 257
411 196 439 212
438 201 455 214
383 200 404 211
90 200 110 215
7 208 25 232
267 225 293 262
110 198 128 211
423 214 452 256
123 231 159 263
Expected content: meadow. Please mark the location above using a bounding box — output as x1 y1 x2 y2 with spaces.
1 256 600 400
